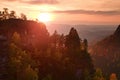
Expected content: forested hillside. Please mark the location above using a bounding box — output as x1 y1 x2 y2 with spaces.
0 19 94 80
90 25 120 79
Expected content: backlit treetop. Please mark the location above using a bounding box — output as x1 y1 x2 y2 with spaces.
0 8 27 20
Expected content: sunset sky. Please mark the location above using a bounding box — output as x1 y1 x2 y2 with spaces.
0 0 120 24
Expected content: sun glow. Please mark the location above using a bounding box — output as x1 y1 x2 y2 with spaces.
38 13 52 23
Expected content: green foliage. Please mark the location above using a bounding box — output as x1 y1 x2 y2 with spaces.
11 32 21 45
7 32 38 80
93 68 106 80
8 43 38 80
42 74 52 80
84 69 92 80
23 65 38 80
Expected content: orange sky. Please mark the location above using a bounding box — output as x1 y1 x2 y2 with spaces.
0 0 120 24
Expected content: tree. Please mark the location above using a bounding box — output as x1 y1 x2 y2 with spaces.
9 11 16 19
0 11 3 20
23 65 38 80
65 27 81 50
63 27 95 80
3 8 9 19
84 69 92 80
8 43 38 80
42 74 52 80
0 8 28 20
11 32 21 45
58 34 65 48
50 30 60 48
83 39 88 51
93 68 106 80
7 32 38 80
21 13 27 20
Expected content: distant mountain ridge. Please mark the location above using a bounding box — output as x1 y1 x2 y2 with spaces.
114 25 120 37
47 24 116 45
90 25 120 79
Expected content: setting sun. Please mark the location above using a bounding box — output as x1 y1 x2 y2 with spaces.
38 13 52 22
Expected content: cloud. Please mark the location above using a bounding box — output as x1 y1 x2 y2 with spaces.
2 0 17 1
46 10 120 15
1 0 19 1
2 0 59 4
22 0 59 5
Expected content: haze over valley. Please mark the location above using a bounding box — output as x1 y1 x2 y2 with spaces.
47 24 117 44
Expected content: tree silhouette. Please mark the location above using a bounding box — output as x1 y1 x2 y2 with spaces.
58 34 65 48
3 8 9 19
83 39 88 51
21 13 27 20
65 27 81 50
0 8 27 20
9 11 16 19
0 11 3 20
50 30 60 49
93 68 105 80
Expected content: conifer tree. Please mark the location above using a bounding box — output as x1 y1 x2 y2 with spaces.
65 27 81 50
83 39 88 51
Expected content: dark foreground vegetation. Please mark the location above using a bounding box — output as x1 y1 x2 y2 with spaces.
0 8 119 80
0 18 95 80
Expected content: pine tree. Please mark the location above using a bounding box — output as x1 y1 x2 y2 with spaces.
50 30 60 48
65 27 81 50
83 39 88 51
93 68 106 80
9 11 16 19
